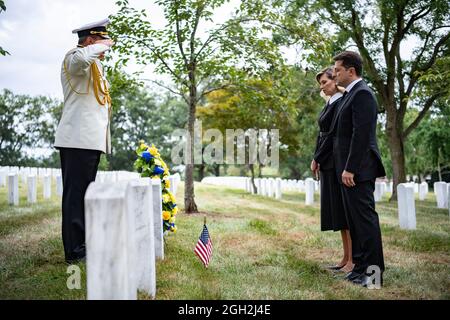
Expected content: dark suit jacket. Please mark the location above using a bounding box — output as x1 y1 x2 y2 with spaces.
313 97 342 170
330 80 386 183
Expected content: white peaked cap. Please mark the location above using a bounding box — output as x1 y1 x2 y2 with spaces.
72 18 111 38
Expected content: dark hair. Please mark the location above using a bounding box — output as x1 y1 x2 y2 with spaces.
315 67 334 84
78 36 88 45
333 51 363 76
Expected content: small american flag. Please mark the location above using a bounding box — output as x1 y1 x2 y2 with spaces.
194 224 213 268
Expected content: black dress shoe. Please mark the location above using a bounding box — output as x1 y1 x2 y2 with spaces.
352 274 383 289
65 256 86 265
344 271 361 281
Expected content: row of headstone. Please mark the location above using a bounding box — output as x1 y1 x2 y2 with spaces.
374 181 396 202
245 177 282 200
397 181 450 230
4 166 180 208
0 167 62 187
85 177 164 300
281 179 304 192
242 176 317 206
202 176 321 206
7 173 63 205
374 181 435 202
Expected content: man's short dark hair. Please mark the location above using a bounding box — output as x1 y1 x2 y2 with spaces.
333 51 363 76
78 36 88 45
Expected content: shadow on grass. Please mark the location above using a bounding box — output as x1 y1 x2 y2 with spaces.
0 203 60 237
0 235 86 300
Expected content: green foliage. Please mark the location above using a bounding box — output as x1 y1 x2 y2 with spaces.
198 66 325 179
0 89 62 166
105 68 188 171
0 1 9 56
278 0 450 187
406 103 450 177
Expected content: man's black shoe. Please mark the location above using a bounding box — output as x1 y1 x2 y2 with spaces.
344 271 361 281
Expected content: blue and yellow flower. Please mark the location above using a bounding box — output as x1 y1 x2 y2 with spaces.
134 140 178 234
142 151 153 163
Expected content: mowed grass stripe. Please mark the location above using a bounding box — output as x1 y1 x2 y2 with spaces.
0 181 449 299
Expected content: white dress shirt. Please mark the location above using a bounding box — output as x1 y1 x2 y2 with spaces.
345 78 363 93
328 92 343 105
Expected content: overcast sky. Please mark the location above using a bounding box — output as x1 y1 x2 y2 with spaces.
0 0 243 99
0 0 419 100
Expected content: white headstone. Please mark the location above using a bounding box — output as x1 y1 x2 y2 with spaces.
52 168 61 177
0 169 7 187
434 182 448 209
305 178 315 205
380 182 386 197
85 181 137 300
275 178 282 200
255 178 261 195
37 168 45 178
250 178 256 194
387 181 393 193
151 179 164 260
103 172 117 183
27 175 37 204
448 184 450 218
43 175 51 199
297 180 305 193
8 174 19 205
56 175 63 197
20 168 28 184
267 178 273 197
419 182 428 201
374 182 384 202
261 178 267 196
127 179 156 298
168 175 179 196
397 183 416 230
289 179 295 191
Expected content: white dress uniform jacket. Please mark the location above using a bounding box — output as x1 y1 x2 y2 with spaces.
54 43 112 154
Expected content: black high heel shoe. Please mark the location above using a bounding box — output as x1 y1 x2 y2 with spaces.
326 264 346 271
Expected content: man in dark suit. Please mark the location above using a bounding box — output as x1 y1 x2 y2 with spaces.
330 51 386 288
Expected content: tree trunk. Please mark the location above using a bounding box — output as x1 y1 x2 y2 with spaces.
198 163 205 182
213 164 220 176
184 66 198 214
437 147 442 181
386 121 407 201
249 163 257 193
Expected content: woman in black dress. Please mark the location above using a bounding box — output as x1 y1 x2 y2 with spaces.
311 67 353 273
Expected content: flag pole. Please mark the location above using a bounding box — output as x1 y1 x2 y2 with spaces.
204 215 206 225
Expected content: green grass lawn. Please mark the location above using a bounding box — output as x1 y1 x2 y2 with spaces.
0 180 449 300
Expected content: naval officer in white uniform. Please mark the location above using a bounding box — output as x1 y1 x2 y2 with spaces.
54 18 114 263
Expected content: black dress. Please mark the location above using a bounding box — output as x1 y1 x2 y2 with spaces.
313 96 348 231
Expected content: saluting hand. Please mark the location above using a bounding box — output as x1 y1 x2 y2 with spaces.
342 170 355 187
95 39 115 47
